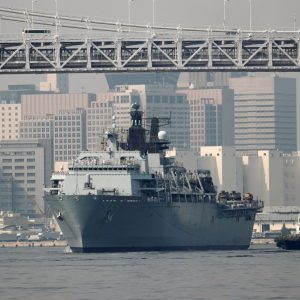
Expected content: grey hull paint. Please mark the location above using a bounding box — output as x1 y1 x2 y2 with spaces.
46 194 256 252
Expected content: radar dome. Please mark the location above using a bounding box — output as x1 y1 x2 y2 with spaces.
131 103 140 110
158 131 167 140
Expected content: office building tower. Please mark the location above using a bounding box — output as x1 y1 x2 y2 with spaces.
40 74 69 93
87 100 114 151
105 73 179 90
0 140 50 214
21 93 95 118
54 108 87 162
0 85 48 141
0 103 21 140
229 75 297 154
180 87 234 152
19 116 54 140
0 172 13 211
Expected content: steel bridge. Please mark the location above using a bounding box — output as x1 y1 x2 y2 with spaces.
1 6 300 74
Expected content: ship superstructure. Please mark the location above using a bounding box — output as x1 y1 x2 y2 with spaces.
45 104 262 253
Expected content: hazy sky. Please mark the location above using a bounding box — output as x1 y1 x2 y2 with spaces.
0 0 300 92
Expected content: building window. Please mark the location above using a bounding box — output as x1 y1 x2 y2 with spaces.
15 159 24 162
15 173 24 177
15 166 25 170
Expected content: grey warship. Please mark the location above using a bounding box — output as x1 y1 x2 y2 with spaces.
45 104 262 253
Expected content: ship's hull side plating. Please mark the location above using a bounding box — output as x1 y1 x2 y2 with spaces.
47 195 256 253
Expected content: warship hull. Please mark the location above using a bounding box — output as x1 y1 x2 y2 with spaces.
46 194 257 253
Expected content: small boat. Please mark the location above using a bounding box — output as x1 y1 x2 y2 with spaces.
275 213 300 250
275 235 300 250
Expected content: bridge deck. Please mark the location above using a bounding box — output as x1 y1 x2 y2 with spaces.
0 6 299 73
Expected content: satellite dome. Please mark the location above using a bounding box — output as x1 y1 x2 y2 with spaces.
158 131 167 140
131 103 140 110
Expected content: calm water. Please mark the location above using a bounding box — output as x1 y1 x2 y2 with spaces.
0 245 299 300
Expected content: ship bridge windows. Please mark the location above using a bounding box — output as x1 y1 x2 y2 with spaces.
171 193 204 203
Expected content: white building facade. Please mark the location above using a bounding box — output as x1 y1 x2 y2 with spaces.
170 147 300 211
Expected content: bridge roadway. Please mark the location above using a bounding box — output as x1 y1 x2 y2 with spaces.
1 22 300 74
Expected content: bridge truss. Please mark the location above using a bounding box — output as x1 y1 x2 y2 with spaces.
0 7 300 74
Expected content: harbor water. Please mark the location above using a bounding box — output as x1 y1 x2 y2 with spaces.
0 245 299 300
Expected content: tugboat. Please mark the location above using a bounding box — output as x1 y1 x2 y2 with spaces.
44 104 263 253
275 214 300 250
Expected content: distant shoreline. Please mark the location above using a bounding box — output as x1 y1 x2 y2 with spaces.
0 240 67 248
0 239 275 249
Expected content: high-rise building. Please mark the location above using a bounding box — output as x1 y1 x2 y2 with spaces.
180 87 234 152
229 75 297 154
0 85 49 141
54 108 87 162
87 100 114 151
40 74 69 93
20 109 86 163
105 73 179 90
19 115 54 140
0 140 50 214
0 172 13 211
0 84 42 105
21 93 95 118
0 103 21 140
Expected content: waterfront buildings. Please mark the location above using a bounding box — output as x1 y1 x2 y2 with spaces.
54 108 87 162
0 103 21 140
21 93 95 118
0 140 51 214
20 108 87 163
169 146 300 211
180 87 234 151
0 85 49 141
87 100 114 151
229 75 297 154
